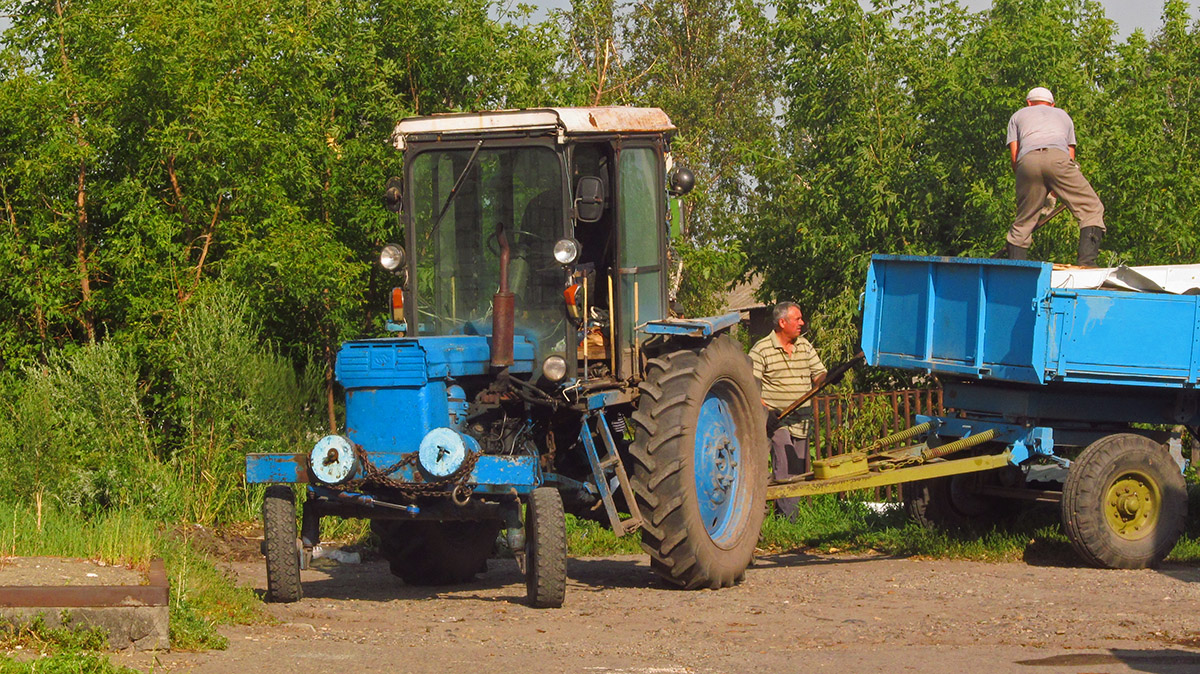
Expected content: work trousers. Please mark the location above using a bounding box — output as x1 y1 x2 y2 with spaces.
1008 148 1105 248
770 427 810 520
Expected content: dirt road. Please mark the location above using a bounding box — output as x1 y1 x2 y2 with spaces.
118 551 1200 674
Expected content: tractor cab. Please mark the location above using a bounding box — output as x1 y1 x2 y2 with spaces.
382 107 693 383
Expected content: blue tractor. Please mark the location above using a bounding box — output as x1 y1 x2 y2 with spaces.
246 107 767 607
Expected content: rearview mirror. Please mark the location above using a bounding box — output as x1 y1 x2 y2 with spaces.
573 176 605 223
382 176 404 213
668 167 695 197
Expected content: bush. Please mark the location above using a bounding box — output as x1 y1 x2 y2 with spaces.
0 282 324 526
163 281 325 524
0 343 162 516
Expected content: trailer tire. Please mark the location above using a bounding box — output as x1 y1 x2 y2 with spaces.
904 470 1004 531
263 486 302 603
374 520 499 586
630 335 767 589
525 487 566 608
1062 433 1186 569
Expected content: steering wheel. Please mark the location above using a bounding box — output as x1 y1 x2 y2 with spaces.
486 226 547 258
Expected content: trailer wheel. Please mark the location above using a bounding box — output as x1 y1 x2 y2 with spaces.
525 487 566 608
904 471 1004 531
373 520 499 585
1062 433 1186 569
630 335 767 589
263 486 302 603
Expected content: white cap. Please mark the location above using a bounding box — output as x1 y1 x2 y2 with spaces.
1026 87 1054 103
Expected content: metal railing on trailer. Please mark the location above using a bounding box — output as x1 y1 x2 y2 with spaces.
810 388 943 501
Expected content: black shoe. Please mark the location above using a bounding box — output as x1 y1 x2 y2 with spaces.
1077 226 1104 267
1005 243 1028 260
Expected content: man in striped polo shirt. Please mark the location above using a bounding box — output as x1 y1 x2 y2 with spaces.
749 302 827 519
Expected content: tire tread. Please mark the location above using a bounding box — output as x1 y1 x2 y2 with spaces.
263 486 302 603
628 335 767 589
526 487 566 608
1062 433 1187 569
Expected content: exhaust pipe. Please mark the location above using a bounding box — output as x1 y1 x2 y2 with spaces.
491 224 515 367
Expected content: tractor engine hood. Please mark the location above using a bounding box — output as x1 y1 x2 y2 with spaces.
335 335 535 455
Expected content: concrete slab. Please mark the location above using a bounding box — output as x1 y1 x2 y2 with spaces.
0 557 169 651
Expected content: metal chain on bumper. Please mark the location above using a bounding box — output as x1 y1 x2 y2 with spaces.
345 444 481 502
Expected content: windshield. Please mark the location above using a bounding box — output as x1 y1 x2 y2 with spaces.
409 145 566 358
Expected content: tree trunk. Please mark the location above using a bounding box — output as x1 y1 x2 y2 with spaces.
56 0 95 342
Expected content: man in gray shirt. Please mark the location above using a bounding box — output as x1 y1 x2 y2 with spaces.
1005 87 1106 265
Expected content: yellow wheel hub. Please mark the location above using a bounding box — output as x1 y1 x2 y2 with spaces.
1104 472 1160 540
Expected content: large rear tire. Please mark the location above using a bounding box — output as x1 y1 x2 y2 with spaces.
1062 433 1186 569
525 487 566 608
629 335 767 589
263 486 302 603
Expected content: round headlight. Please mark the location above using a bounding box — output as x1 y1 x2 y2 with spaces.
541 354 568 382
552 238 581 266
380 243 406 271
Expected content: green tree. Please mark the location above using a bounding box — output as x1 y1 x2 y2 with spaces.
557 0 776 316
0 0 567 521
746 0 1198 365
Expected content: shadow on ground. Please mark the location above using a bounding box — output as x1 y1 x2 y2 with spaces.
1016 648 1200 673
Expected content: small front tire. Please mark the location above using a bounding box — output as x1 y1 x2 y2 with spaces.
263 485 302 603
525 487 566 608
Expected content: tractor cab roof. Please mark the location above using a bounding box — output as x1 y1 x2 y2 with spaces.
392 106 676 149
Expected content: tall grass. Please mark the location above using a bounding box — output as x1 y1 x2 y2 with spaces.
0 282 325 527
165 283 325 524
758 489 1200 564
0 342 166 518
0 284 311 652
0 503 261 650
0 503 155 567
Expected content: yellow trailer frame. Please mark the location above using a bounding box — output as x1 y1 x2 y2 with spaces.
766 451 1012 499
764 422 1013 500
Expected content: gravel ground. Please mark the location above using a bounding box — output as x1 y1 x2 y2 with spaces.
113 550 1200 674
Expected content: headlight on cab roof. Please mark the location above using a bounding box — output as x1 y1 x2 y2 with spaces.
380 243 406 271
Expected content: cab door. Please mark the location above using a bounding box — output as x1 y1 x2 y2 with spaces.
615 144 667 378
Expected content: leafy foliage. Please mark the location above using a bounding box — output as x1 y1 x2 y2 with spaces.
748 0 1200 360
0 343 160 515
2 0 1199 530
0 0 563 524
559 0 776 315
164 283 325 523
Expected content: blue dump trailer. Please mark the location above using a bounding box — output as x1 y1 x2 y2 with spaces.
766 254 1192 569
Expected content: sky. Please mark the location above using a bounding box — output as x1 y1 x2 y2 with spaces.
959 0 1191 38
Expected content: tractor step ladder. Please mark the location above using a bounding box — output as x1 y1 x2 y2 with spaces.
578 409 643 536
